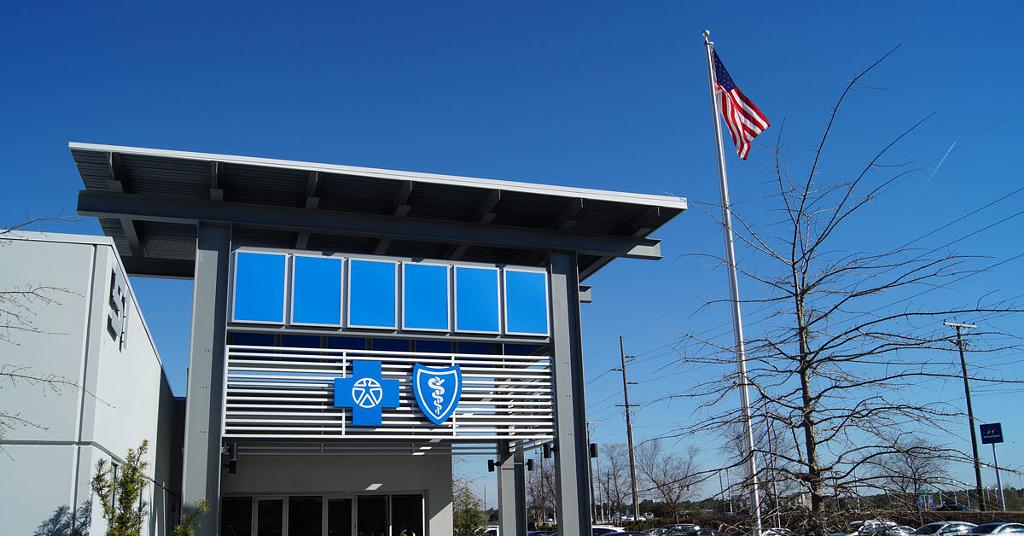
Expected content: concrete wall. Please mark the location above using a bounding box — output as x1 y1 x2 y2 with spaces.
222 453 454 536
0 232 181 536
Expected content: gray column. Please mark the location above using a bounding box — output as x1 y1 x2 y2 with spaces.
181 222 231 535
497 440 527 536
548 250 592 536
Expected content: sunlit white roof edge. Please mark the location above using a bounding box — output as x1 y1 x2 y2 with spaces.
70 141 687 210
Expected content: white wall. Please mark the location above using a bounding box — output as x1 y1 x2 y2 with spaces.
222 453 454 536
0 233 180 536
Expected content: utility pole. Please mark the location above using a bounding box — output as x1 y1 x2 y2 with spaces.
615 336 642 521
586 420 601 524
945 321 986 511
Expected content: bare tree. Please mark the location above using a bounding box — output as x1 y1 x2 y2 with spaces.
596 443 629 521
527 455 556 523
670 48 1022 534
0 221 79 442
869 436 954 516
636 440 699 522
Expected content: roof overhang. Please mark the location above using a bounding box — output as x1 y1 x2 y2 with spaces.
71 142 687 281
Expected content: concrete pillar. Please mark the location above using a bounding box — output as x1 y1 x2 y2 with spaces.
497 440 527 536
547 250 592 536
180 222 231 535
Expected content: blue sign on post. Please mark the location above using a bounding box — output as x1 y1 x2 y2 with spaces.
980 422 1003 444
334 361 400 426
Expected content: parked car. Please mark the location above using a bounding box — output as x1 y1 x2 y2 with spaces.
594 526 627 535
913 523 977 536
969 524 1024 535
650 524 699 536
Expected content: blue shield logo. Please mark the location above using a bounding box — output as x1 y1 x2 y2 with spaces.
412 364 462 426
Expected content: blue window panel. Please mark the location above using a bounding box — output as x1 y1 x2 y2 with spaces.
504 343 544 356
327 336 367 350
232 252 286 323
348 259 397 328
231 332 275 346
415 339 453 353
282 334 321 348
504 270 549 335
403 263 450 331
456 341 498 355
291 256 343 326
371 338 410 351
454 266 500 333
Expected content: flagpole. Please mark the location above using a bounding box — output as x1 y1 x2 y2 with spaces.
702 29 763 536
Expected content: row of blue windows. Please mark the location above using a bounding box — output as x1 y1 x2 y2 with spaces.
229 332 544 355
231 251 550 336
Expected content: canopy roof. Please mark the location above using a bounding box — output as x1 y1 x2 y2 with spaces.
72 142 686 280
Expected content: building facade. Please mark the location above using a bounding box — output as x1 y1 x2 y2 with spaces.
0 232 182 536
2 142 686 536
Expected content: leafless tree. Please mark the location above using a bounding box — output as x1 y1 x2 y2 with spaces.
636 440 700 522
868 436 954 517
666 47 1022 534
527 455 557 523
596 443 629 521
0 220 79 442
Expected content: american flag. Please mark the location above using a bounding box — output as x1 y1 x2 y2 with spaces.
713 50 769 160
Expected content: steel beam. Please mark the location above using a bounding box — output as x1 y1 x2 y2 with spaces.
296 171 321 249
497 440 527 536
374 181 414 254
180 222 231 536
77 191 662 260
548 250 592 535
446 190 502 260
121 257 194 278
209 162 224 201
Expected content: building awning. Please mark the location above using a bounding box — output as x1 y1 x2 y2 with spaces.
72 142 686 280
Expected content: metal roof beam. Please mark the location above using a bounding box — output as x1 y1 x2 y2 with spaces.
122 257 194 278
78 191 662 261
210 162 224 201
446 190 502 260
296 172 321 249
624 206 662 237
553 198 583 231
374 181 414 254
107 152 125 193
107 152 143 257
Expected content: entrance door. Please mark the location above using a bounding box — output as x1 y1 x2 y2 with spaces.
327 498 353 536
256 498 284 536
222 494 422 536
356 495 387 536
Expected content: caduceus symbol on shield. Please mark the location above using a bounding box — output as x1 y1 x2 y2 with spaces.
412 364 463 426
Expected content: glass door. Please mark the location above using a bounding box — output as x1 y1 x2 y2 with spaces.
356 496 388 536
327 498 354 536
256 498 284 536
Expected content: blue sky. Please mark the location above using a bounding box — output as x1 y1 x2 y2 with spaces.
3 2 1023 505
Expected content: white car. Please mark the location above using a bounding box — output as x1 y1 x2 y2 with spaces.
914 523 977 536
593 526 627 535
969 525 1024 535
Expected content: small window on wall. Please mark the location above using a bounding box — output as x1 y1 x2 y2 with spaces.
290 255 343 326
390 495 424 536
232 251 287 324
503 269 549 336
402 263 450 331
221 497 253 536
347 259 397 329
454 266 500 333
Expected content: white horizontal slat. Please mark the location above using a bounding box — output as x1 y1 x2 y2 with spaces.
223 344 554 441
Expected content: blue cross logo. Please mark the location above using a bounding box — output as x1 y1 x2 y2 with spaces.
334 361 400 426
